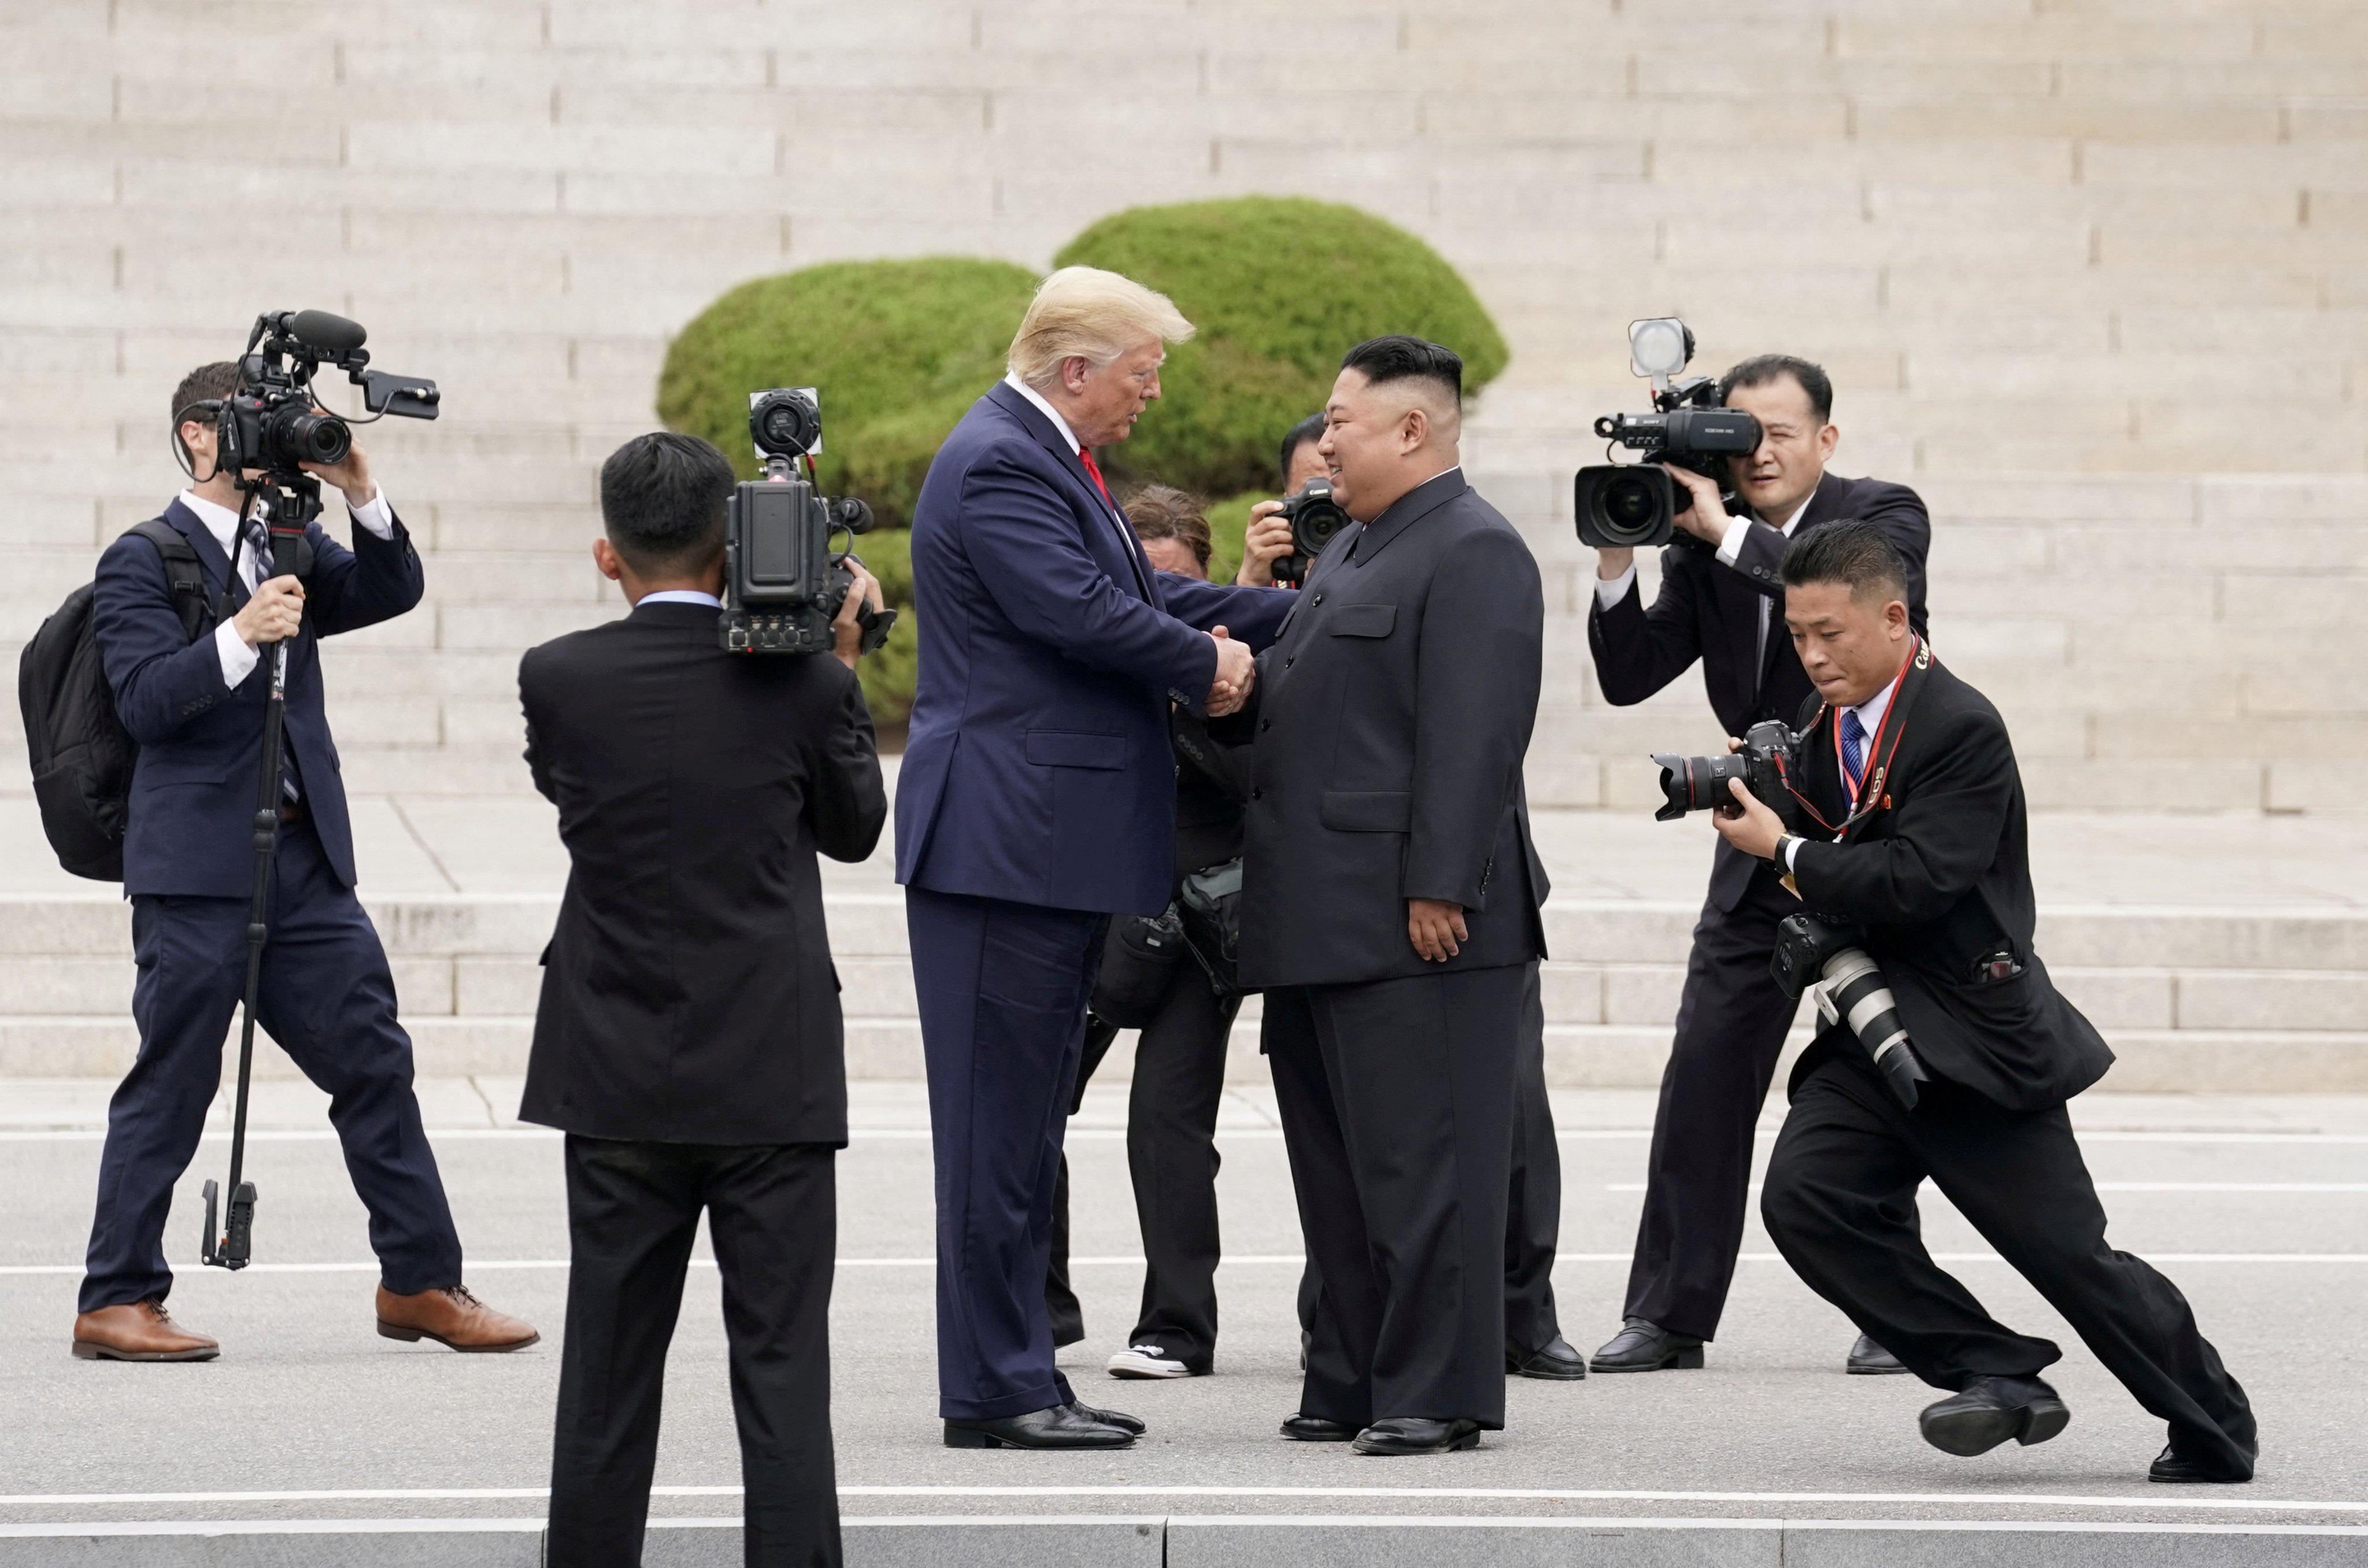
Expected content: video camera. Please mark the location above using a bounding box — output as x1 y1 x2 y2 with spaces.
1270 476 1351 586
212 310 439 484
720 387 896 656
1573 317 1762 550
1651 718 1801 825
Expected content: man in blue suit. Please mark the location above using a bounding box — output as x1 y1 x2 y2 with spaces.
71 361 535 1362
898 268 1291 1448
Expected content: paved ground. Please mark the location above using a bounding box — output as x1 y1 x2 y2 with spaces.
3 1078 2364 1542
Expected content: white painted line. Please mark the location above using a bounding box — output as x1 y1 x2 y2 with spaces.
1608 1182 2368 1194
0 1518 546 1537
5 1485 2364 1517
7 1125 2362 1145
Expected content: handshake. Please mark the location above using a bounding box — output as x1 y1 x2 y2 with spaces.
1207 626 1256 716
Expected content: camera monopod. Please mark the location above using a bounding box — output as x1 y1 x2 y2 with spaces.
199 473 321 1272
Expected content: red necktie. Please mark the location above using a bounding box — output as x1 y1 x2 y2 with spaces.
1078 446 1115 509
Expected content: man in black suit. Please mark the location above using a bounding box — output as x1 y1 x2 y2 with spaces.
518 432 890 1566
1714 521 2256 1484
1230 336 1551 1455
1587 355 1931 1375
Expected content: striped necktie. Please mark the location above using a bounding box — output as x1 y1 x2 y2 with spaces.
1841 708 1868 804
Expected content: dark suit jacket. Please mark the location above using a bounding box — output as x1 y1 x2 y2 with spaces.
516 600 887 1146
894 382 1292 915
91 497 423 897
1231 469 1549 989
1588 469 1931 910
1788 646 2113 1111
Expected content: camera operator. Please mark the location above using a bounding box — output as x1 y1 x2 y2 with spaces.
1233 412 1327 586
1229 337 1551 1455
1586 354 1929 1376
71 362 535 1363
1041 485 1253 1380
518 432 888 1565
1713 522 2255 1485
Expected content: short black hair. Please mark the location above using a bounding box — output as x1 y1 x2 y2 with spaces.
1719 354 1833 424
1781 519 1907 604
1340 335 1463 409
600 432 736 574
171 361 242 464
1278 412 1326 479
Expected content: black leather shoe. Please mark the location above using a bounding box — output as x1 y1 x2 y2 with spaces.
1281 1412 1357 1442
1847 1333 1909 1375
1065 1400 1145 1435
1507 1334 1588 1380
1353 1417 1482 1455
2150 1444 2253 1484
1918 1376 2070 1457
945 1404 1134 1449
1590 1318 1704 1372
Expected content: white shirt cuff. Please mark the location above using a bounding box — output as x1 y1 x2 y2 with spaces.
1783 837 1803 872
1593 564 1637 609
349 488 395 539
214 618 258 689
1714 513 1756 566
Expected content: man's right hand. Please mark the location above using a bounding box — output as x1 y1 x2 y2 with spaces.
1235 502 1294 587
232 575 305 648
1207 626 1255 716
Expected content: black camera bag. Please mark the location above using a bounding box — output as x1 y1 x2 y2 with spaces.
1089 903 1190 1028
1177 857 1246 997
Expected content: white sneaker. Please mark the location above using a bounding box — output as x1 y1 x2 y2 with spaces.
1107 1343 1196 1379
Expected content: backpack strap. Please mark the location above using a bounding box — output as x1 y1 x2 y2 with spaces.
125 517 219 644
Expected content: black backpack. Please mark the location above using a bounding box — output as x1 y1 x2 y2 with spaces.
18 520 218 880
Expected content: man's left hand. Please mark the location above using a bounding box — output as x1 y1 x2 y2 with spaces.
1659 463 1731 546
301 438 378 511
1711 777 1786 860
1407 898 1468 963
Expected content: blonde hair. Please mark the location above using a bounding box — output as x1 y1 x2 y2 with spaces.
1008 266 1194 389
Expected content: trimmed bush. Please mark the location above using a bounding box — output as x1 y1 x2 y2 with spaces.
657 257 1039 525
1053 197 1508 499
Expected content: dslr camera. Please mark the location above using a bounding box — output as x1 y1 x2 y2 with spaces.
720 387 896 656
1651 718 1801 824
1772 913 1929 1110
1573 317 1763 550
1270 476 1351 586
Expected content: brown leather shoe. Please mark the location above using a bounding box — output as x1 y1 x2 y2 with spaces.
73 1299 219 1362
375 1284 539 1352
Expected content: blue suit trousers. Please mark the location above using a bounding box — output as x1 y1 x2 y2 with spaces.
80 816 463 1312
906 886 1105 1421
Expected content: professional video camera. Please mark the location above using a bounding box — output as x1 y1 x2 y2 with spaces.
1271 476 1351 586
209 309 439 486
1651 718 1803 824
1573 317 1763 550
720 387 896 656
1771 914 1929 1110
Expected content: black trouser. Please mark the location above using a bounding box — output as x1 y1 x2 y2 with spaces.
1622 864 1802 1340
547 1137 840 1568
1046 967 1241 1368
1268 963 1525 1429
1295 961 1563 1354
1763 1057 2258 1477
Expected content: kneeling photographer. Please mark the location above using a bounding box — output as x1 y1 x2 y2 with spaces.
517 419 889 1564
1708 521 2256 1485
1580 335 1930 1377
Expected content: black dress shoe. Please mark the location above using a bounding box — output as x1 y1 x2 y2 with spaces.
945 1404 1134 1449
1065 1400 1145 1435
1281 1412 1357 1442
1590 1318 1704 1372
2150 1444 2253 1484
1847 1333 1909 1375
1507 1334 1588 1380
1918 1375 2070 1457
1353 1417 1482 1455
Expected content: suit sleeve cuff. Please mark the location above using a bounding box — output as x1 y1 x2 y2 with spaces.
214 619 258 688
349 489 396 539
1592 564 1637 609
1714 513 1756 565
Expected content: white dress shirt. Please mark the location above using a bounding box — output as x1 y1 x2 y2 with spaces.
1782 664 1903 872
1593 495 1813 671
1003 373 1081 455
182 486 396 688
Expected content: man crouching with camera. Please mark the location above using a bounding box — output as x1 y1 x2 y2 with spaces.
1712 521 2256 1485
518 432 888 1565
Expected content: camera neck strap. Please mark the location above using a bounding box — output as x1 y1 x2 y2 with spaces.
1785 636 1930 837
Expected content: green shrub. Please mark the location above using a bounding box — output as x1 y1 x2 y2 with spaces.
1053 197 1508 499
657 256 1039 524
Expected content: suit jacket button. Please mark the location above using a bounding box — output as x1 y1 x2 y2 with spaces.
1312 592 1323 604
1259 719 1270 733
1283 656 1294 668
1250 787 1263 800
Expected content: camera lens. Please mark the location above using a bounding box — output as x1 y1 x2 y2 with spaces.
267 403 350 467
1604 474 1656 530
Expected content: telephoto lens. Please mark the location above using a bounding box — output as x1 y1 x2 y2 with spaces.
1770 914 1930 1110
